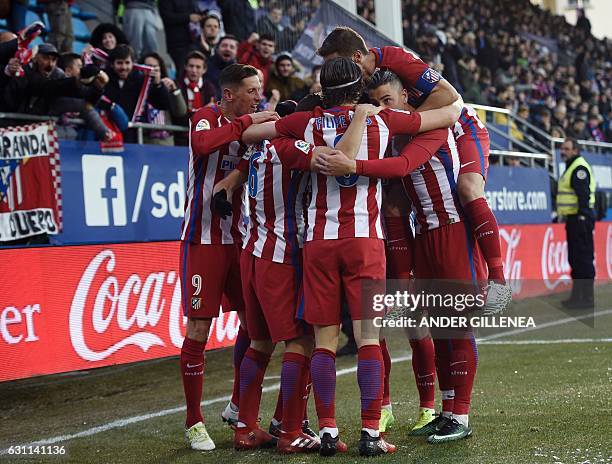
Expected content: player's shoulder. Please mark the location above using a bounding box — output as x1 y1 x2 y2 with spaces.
191 105 221 130
374 46 422 62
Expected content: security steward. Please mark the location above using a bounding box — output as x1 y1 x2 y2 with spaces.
556 138 596 309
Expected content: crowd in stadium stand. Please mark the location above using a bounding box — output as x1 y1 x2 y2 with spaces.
0 0 609 146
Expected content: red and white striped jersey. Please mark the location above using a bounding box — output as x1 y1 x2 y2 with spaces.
453 105 488 140
181 104 253 245
275 106 421 241
396 129 463 234
241 140 310 264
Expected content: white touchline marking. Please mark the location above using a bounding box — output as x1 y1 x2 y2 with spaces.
2 309 611 453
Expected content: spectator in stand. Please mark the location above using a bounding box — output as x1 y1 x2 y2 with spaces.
103 44 171 143
90 23 129 55
0 32 19 104
237 32 274 87
38 0 73 53
585 113 606 142
568 116 588 140
256 2 284 45
159 0 202 75
505 155 521 167
119 0 160 59
207 34 238 98
142 52 188 146
265 52 305 102
179 50 216 112
218 0 256 42
256 68 279 112
196 14 222 58
3 43 93 115
175 50 216 145
55 52 113 141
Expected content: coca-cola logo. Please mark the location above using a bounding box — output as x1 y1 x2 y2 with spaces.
69 249 239 361
499 228 522 294
541 227 571 290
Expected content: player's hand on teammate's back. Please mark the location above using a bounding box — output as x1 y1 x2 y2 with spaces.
249 111 280 125
354 103 383 117
315 149 356 176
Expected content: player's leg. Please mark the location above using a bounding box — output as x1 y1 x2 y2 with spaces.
233 251 277 450
344 238 396 456
427 223 483 443
221 245 250 425
179 242 227 451
456 132 505 278
378 338 394 435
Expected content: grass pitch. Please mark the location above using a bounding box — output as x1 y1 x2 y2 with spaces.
1 288 611 464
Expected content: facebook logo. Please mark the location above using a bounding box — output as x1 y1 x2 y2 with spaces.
81 155 127 226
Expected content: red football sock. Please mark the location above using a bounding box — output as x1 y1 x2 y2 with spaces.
409 337 436 409
463 198 505 283
272 390 283 423
380 339 392 407
303 369 311 422
451 336 478 416
433 337 454 413
231 327 250 408
180 337 206 428
384 215 414 279
310 348 337 429
357 344 384 430
281 352 310 433
238 347 271 428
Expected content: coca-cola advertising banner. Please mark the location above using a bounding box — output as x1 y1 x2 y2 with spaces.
0 223 610 383
0 241 239 382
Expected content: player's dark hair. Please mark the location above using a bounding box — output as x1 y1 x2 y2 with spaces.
317 26 368 58
367 69 403 91
109 43 134 62
320 57 364 108
296 93 323 112
219 63 259 89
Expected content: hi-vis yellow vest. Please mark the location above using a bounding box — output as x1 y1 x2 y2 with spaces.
556 156 596 216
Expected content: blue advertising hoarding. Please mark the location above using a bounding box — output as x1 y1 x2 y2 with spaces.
54 140 556 245
484 166 552 224
51 140 187 245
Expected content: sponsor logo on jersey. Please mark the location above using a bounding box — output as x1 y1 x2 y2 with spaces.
195 119 210 131
294 140 311 154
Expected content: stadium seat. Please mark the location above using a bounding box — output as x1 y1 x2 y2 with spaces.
72 18 91 43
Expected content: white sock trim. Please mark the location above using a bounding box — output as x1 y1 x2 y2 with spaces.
362 427 380 438
454 414 469 427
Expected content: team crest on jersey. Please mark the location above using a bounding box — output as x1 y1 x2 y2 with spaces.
294 140 311 154
195 119 210 131
421 68 441 84
336 173 360 187
191 297 202 310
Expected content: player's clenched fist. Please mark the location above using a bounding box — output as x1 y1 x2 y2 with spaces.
249 111 280 124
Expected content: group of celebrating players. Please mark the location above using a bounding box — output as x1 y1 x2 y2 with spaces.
177 26 513 457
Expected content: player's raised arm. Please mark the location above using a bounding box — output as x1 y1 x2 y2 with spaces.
418 95 464 131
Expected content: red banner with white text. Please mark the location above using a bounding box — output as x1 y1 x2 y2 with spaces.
0 223 610 382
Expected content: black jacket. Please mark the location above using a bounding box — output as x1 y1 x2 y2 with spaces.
103 69 171 143
218 0 255 42
1 65 99 115
159 0 199 51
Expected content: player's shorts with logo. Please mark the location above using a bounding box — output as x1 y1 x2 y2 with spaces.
180 242 244 319
302 238 386 326
413 221 487 317
240 250 307 343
